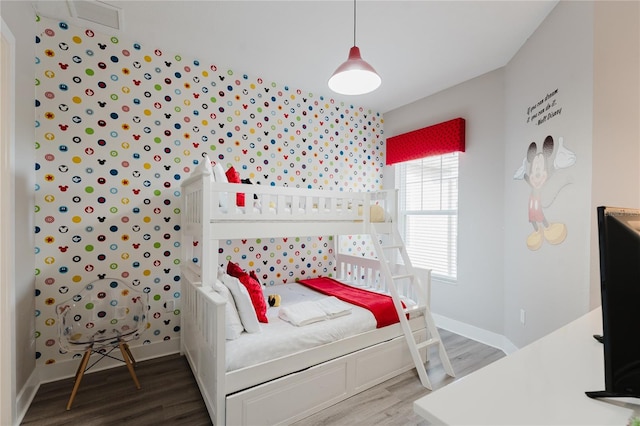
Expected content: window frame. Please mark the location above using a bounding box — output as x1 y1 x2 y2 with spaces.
396 152 459 282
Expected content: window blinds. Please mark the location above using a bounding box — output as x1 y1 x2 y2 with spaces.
399 154 458 280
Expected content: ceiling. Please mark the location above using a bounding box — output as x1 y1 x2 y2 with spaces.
31 0 558 113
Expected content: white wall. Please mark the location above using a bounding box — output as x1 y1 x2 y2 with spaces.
0 1 38 422
386 1 640 351
502 1 594 348
384 69 507 342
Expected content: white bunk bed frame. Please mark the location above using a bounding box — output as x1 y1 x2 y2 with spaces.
179 160 451 425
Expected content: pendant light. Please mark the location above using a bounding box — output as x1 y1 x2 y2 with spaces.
328 0 381 95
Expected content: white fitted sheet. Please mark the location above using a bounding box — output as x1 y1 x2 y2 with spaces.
225 282 377 372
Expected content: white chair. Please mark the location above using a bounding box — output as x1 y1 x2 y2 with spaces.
56 278 148 410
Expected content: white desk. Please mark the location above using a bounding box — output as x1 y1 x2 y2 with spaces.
414 308 640 425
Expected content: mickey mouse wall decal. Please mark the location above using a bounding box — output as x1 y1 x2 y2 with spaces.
514 135 576 250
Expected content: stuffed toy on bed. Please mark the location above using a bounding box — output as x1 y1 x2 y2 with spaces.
267 294 281 307
241 178 260 200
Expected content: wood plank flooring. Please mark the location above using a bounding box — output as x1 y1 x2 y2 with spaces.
21 329 504 425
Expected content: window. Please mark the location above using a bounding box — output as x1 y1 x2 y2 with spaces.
397 153 458 281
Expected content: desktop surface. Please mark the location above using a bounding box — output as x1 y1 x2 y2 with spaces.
414 308 640 425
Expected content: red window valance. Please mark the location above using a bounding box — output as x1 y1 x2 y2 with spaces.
385 117 465 165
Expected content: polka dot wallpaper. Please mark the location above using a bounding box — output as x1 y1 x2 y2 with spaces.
34 15 385 366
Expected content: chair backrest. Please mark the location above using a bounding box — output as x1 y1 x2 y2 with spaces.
56 278 148 352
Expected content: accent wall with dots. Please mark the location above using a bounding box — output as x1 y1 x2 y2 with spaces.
34 15 385 366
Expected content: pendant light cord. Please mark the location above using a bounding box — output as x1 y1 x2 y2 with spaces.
353 0 357 47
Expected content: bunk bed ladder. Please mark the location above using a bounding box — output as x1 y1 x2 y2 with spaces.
370 224 455 389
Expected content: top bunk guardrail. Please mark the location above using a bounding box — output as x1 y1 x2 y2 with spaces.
181 156 396 226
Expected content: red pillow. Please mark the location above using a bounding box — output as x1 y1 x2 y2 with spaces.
249 270 262 285
225 166 245 207
226 260 245 278
227 261 268 323
239 273 268 323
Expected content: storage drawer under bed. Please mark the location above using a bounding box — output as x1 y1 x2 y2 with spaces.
225 330 426 425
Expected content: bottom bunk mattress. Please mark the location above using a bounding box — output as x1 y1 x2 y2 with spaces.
226 282 380 372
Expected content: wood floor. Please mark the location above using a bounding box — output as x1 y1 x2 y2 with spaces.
21 329 505 425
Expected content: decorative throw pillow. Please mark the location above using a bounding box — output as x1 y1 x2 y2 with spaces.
216 281 244 340
221 273 260 333
226 260 245 278
238 273 269 323
227 261 268 323
211 276 225 292
225 166 245 207
249 270 262 286
212 162 229 211
212 162 227 183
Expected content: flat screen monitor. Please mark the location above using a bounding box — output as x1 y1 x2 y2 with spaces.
587 206 640 399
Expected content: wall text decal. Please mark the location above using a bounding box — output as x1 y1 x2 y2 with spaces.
526 88 562 126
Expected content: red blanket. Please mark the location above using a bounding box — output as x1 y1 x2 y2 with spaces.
298 277 400 328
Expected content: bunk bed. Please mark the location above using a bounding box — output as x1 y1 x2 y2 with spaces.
179 156 450 425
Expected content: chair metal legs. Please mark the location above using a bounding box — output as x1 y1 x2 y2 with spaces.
65 341 141 410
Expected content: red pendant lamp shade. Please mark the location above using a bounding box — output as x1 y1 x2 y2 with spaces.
328 46 381 95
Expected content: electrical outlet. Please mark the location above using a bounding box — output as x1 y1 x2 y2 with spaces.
520 309 526 325
165 299 175 312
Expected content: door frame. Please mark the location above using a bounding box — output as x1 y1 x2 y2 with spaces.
1 16 17 426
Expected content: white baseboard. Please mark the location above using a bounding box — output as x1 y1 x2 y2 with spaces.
37 338 181 384
15 369 40 426
433 313 518 355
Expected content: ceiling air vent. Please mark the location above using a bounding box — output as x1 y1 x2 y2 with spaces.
69 1 122 30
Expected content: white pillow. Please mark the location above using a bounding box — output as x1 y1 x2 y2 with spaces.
195 156 214 176
217 281 244 340
221 273 261 333
211 275 225 292
212 163 229 211
213 162 227 183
